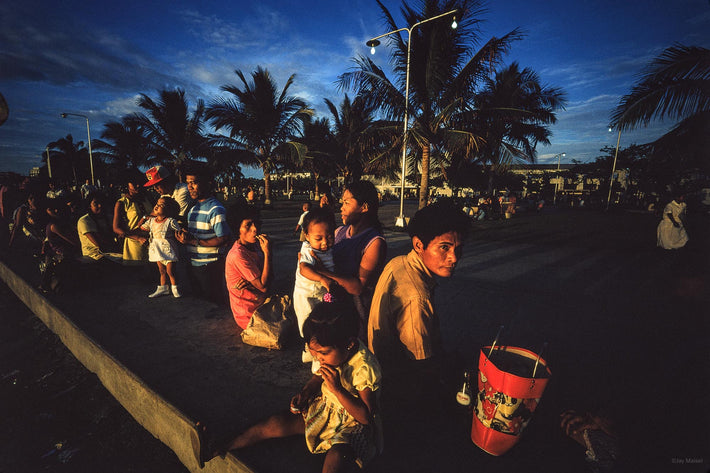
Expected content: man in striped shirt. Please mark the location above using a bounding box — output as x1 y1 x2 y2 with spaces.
176 165 231 304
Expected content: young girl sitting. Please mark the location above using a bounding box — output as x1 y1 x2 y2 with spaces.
222 298 383 472
138 196 183 298
293 207 336 364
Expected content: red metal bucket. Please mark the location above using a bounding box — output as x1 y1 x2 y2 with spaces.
471 345 551 456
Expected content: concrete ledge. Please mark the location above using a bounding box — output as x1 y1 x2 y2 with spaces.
0 261 252 473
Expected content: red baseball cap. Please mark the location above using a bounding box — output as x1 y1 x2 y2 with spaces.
144 165 171 187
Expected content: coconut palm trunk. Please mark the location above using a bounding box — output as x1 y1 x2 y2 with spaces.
419 143 431 209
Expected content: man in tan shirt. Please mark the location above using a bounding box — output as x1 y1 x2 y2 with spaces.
367 201 469 465
368 201 469 376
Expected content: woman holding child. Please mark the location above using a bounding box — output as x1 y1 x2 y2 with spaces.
310 180 387 334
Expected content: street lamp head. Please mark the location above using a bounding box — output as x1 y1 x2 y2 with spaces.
60 113 67 118
366 39 380 55
608 127 613 132
451 16 458 29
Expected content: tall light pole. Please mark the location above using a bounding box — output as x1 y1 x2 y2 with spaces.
61 112 95 186
46 147 52 179
366 9 458 228
552 152 565 205
606 127 621 211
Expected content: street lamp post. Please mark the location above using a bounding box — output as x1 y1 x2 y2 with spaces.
552 152 565 206
367 9 457 228
60 112 95 186
606 127 621 211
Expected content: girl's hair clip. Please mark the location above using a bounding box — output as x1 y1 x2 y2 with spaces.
323 292 334 303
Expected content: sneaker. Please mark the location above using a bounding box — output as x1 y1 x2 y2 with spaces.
171 285 182 298
148 285 170 298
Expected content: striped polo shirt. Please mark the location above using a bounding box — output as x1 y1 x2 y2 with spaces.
186 196 230 266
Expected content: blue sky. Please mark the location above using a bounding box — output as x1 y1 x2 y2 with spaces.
1 0 708 177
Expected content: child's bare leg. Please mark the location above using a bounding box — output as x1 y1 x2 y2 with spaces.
322 444 356 473
156 261 168 286
226 412 304 451
165 261 177 286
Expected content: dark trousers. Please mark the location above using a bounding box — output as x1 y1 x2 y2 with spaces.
188 258 227 305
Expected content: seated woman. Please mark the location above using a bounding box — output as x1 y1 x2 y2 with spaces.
8 192 46 254
40 197 80 293
225 203 272 330
310 180 387 337
77 192 121 263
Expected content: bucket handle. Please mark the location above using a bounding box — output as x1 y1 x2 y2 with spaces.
487 325 505 358
530 342 548 389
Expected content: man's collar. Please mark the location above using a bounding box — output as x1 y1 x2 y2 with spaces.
406 249 437 289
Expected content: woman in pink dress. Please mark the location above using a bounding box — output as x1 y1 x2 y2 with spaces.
225 204 272 329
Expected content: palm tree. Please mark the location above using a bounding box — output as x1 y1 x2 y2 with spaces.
324 94 396 184
132 88 209 166
46 134 86 185
93 116 151 170
298 117 338 196
469 62 566 192
610 44 710 186
610 44 709 129
340 0 522 208
206 67 313 204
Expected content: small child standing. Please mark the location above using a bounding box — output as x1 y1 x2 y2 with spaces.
293 207 336 363
221 298 382 472
294 201 311 241
139 196 183 298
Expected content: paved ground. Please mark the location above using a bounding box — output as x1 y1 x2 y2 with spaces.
2 200 709 472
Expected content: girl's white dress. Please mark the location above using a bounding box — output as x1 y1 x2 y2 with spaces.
303 341 382 468
141 217 181 262
657 200 689 249
293 241 335 335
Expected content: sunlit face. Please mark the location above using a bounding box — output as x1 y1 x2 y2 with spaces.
185 175 204 200
414 231 463 278
153 198 167 217
305 221 334 252
308 339 349 368
238 218 259 245
89 199 102 215
340 190 367 226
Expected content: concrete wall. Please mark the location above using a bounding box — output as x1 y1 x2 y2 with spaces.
0 261 251 473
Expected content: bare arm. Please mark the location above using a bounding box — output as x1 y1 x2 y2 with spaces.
48 222 79 247
319 365 376 425
299 262 333 292
314 238 386 295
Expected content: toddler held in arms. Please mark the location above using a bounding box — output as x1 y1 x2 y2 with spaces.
221 297 382 472
138 196 183 298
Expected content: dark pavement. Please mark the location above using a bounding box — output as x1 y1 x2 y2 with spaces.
2 200 709 472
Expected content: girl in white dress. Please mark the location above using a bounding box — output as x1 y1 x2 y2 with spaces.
139 196 183 297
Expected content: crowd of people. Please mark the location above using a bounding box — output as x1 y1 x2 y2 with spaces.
0 166 621 472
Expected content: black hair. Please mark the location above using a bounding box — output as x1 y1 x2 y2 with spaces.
226 199 261 235
86 191 104 205
157 196 180 220
344 180 381 232
302 206 335 234
183 161 212 184
407 199 470 248
302 296 359 349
